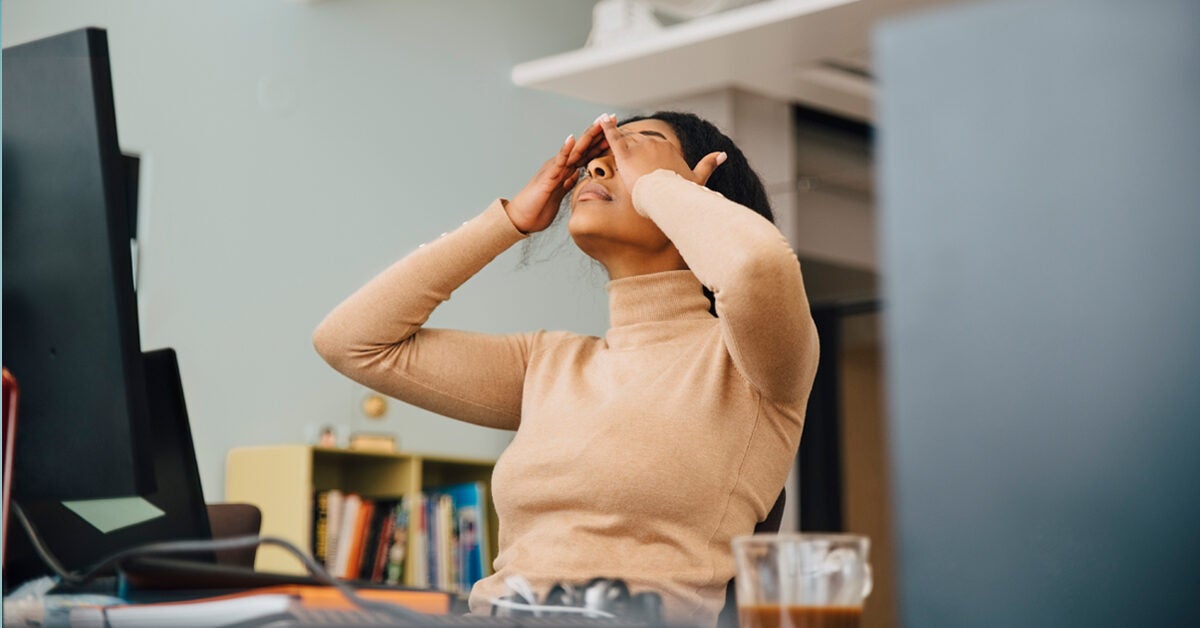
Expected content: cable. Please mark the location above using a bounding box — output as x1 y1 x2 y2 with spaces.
11 501 430 624
11 501 78 583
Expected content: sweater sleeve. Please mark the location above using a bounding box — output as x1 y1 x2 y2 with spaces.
312 200 532 430
632 169 819 404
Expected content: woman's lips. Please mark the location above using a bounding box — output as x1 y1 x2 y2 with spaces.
576 182 613 202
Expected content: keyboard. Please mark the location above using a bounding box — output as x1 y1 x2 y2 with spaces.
274 605 661 627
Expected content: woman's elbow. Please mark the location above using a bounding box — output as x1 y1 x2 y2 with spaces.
729 242 801 289
312 318 348 367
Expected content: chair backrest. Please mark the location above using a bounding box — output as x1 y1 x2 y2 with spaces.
717 489 786 628
754 488 787 536
206 502 262 568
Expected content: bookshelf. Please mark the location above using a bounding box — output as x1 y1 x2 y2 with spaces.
225 444 497 587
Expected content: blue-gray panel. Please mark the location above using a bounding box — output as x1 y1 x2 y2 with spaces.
875 1 1200 625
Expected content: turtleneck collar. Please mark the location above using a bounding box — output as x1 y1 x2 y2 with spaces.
603 270 715 347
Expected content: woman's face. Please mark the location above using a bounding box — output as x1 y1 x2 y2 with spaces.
567 118 688 273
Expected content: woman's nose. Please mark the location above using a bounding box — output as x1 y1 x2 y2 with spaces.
587 155 615 180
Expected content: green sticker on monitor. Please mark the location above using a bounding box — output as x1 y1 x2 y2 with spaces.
62 497 165 534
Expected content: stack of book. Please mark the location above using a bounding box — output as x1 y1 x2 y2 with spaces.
311 482 491 594
311 491 406 585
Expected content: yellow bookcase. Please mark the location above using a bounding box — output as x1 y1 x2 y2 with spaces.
225 444 496 584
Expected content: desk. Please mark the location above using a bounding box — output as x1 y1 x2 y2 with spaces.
4 580 454 627
8 588 661 626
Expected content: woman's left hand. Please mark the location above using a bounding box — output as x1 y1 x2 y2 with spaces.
598 114 726 192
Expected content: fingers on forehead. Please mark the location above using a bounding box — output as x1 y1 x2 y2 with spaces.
582 142 613 163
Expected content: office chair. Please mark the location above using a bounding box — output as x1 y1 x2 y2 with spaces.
716 489 786 628
205 502 262 568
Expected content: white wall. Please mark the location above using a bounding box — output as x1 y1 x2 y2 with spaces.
2 0 609 501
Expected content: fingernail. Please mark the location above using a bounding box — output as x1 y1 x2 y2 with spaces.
565 134 574 145
594 114 606 125
716 152 728 165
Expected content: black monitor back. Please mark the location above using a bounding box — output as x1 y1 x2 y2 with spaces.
4 349 214 588
2 27 155 501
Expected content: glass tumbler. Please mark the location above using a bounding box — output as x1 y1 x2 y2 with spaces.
731 533 872 628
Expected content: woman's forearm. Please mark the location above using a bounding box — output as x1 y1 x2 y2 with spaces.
311 201 533 428
632 169 819 403
314 200 525 360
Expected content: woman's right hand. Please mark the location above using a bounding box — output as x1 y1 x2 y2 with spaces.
506 117 610 234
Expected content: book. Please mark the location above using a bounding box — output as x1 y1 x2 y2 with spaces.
323 489 344 570
69 584 454 626
425 482 491 594
348 432 396 453
427 493 440 589
385 496 411 586
369 503 397 582
449 482 490 589
70 593 294 627
435 493 454 591
410 493 428 588
332 493 361 578
359 499 397 582
312 490 331 565
346 498 374 579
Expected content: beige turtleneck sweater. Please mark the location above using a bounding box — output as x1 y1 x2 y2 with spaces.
313 170 818 626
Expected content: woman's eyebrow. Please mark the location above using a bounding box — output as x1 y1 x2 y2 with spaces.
638 130 668 139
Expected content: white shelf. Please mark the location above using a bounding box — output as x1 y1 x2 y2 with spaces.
513 0 871 116
512 0 955 121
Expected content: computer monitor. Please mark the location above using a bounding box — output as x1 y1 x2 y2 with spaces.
876 1 1199 625
3 28 218 588
2 27 155 501
3 350 215 588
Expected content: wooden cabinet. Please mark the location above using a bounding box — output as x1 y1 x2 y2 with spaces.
225 444 496 584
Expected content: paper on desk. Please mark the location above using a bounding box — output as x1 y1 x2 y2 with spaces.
68 593 293 627
61 497 164 533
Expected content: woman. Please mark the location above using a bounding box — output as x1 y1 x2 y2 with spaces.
313 112 818 626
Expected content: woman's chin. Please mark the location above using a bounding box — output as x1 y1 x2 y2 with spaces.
567 221 611 257
566 208 603 236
